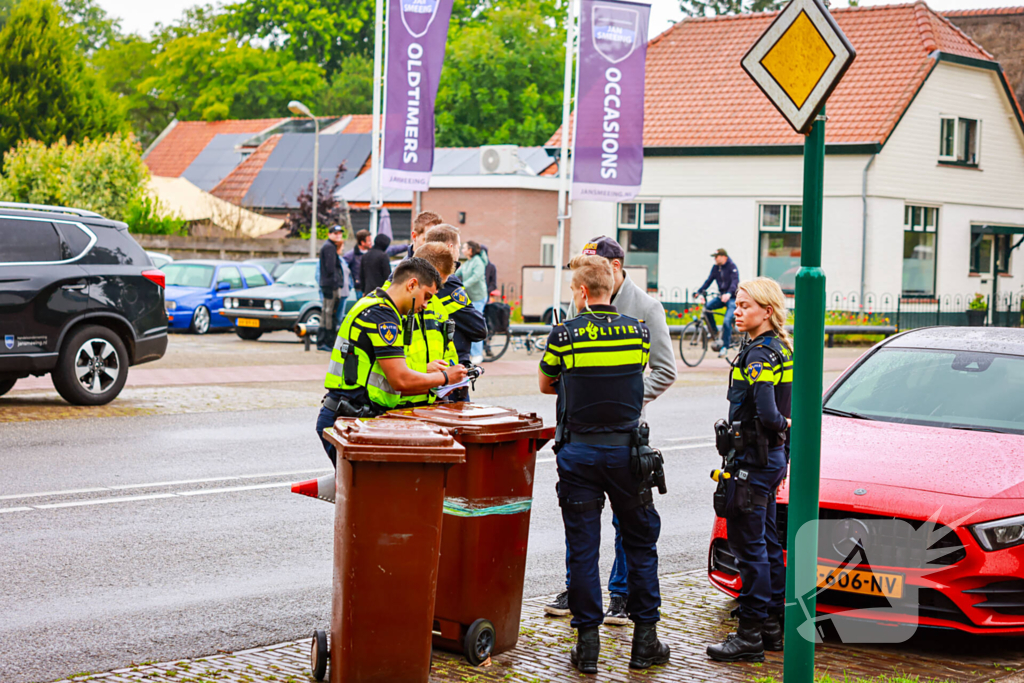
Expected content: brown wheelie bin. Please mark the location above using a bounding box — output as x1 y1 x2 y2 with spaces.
388 403 554 665
314 417 465 683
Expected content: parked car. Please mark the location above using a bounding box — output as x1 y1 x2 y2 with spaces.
0 201 167 405
146 251 174 268
220 259 322 340
245 257 296 279
708 327 1024 635
162 260 273 334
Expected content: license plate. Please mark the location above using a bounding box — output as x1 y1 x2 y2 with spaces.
817 564 904 599
237 318 260 328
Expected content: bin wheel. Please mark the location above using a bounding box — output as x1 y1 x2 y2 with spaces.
463 619 495 666
310 629 328 681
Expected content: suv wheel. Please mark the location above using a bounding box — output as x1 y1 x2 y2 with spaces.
236 327 263 341
190 306 211 335
0 377 17 397
52 325 129 406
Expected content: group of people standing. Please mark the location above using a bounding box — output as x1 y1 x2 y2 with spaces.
314 224 794 673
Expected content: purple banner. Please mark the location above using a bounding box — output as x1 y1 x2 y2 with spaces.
382 0 453 191
572 0 649 202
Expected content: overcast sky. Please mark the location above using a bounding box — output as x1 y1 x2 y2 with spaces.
98 0 1021 39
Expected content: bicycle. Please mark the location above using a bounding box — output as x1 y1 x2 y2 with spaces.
678 295 744 367
482 325 547 362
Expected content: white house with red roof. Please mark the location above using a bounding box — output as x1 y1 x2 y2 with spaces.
552 2 1024 311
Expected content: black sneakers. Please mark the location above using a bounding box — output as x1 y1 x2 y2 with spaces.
544 591 571 617
603 594 629 625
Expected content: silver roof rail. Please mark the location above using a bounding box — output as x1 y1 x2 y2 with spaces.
0 201 104 218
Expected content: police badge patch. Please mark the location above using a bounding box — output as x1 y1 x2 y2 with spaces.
378 322 400 345
452 288 469 306
747 362 762 381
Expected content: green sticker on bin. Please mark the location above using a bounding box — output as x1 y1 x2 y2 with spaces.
443 496 533 517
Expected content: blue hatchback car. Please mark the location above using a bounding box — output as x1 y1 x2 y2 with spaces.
161 260 274 334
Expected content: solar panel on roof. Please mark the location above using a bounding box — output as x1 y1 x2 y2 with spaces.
181 134 253 191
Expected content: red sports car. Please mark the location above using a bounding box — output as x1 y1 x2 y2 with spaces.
709 327 1024 635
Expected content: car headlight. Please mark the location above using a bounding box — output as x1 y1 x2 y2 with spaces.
166 301 177 311
224 298 233 309
972 514 1024 551
263 299 271 310
233 298 241 308
273 300 283 312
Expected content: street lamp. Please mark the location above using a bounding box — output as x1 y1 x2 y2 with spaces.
288 99 319 258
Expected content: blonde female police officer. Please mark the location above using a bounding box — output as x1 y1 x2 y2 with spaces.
707 277 792 663
538 257 670 674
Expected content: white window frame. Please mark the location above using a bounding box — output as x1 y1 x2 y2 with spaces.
938 115 981 165
758 203 803 233
617 201 660 230
903 204 940 234
540 236 557 266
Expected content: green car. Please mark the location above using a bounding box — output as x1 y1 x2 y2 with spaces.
220 259 322 340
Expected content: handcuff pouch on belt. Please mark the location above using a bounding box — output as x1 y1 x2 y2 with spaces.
630 422 667 495
713 418 769 468
712 420 769 517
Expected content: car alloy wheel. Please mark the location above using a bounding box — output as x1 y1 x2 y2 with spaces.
191 305 211 335
74 338 121 394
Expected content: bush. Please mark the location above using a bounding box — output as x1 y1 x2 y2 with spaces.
969 293 988 311
123 195 187 235
0 133 148 221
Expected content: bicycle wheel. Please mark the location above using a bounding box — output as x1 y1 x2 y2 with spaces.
679 321 708 367
482 330 510 362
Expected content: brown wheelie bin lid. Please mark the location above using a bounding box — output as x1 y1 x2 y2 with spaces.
388 403 555 444
325 417 465 463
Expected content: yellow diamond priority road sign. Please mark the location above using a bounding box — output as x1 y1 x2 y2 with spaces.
742 0 855 134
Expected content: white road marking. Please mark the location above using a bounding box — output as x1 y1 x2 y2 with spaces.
176 482 293 497
0 469 330 501
660 442 716 452
537 458 555 464
664 435 714 442
35 493 178 509
0 506 33 514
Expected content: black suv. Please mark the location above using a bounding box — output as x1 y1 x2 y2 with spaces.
0 202 168 405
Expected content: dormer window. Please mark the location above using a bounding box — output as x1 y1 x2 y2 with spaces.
939 116 980 166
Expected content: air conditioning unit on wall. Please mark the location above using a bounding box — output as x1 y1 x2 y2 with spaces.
480 145 520 175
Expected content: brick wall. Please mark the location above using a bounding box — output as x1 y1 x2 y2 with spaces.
947 12 1024 108
421 187 571 298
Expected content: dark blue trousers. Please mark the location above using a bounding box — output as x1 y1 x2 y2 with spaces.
556 442 661 630
564 515 629 596
726 446 787 622
315 391 341 468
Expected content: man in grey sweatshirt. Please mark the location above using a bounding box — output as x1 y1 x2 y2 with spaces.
545 236 677 625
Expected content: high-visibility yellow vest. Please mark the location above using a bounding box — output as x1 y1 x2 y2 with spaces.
324 291 405 410
399 295 457 406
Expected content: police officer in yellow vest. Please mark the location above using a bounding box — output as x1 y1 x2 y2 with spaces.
315 257 468 466
392 243 460 407
539 256 670 674
708 277 793 663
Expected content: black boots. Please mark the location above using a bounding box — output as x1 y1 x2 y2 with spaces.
762 613 784 651
707 618 765 662
629 622 671 669
570 627 599 674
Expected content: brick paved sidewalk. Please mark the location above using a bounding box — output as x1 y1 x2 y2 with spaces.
50 572 1021 683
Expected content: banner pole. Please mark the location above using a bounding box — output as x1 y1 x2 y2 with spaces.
784 104 827 683
369 0 386 238
552 0 576 323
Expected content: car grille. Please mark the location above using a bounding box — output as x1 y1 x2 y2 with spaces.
236 298 265 309
710 538 739 576
964 579 1024 616
776 504 967 568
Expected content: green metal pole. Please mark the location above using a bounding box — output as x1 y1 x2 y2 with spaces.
783 105 826 683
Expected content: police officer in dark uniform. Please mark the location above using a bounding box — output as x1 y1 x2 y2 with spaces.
538 257 670 673
315 257 468 466
708 277 793 662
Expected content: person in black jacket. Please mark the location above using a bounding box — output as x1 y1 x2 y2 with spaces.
696 248 740 357
360 233 393 293
317 225 349 351
482 244 498 295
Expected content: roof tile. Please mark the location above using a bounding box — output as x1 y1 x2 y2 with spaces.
144 119 286 177
209 135 283 206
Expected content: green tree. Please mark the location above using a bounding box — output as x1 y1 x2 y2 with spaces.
92 36 173 147
59 0 121 53
679 0 782 16
0 134 149 221
0 0 124 158
221 0 375 78
319 52 373 115
138 29 326 121
435 0 565 147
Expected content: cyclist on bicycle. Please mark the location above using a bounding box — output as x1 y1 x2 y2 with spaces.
696 248 740 358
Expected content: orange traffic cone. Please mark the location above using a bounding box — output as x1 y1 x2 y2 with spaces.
291 473 336 503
